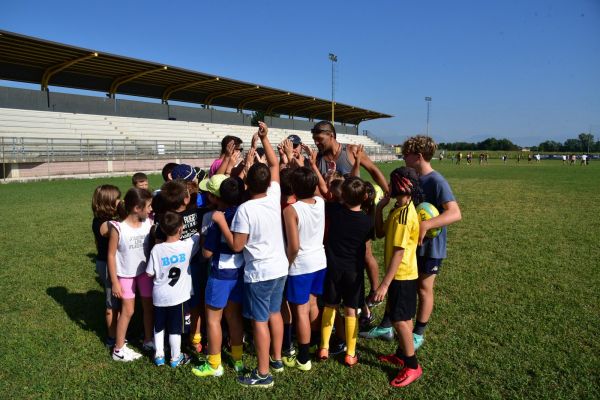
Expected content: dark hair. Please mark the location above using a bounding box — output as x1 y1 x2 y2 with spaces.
132 172 148 186
291 167 317 200
161 162 178 182
389 167 424 205
312 121 337 139
219 177 241 206
341 176 367 207
160 211 183 237
280 168 294 197
220 135 243 154
362 181 376 215
92 184 121 220
121 187 152 215
329 178 344 201
185 180 198 210
246 163 271 194
160 180 189 211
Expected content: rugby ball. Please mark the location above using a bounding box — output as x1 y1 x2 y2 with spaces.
373 184 384 205
415 202 442 238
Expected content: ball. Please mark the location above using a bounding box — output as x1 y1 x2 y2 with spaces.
415 202 442 238
372 184 384 205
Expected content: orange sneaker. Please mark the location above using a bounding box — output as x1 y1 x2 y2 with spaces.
344 353 358 367
390 365 422 387
377 353 404 367
316 348 329 361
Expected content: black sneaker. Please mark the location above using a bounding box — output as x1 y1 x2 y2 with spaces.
237 369 274 388
329 339 347 356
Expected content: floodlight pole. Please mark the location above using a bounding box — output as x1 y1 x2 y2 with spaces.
329 53 337 124
425 96 432 136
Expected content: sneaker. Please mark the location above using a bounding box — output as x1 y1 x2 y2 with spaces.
142 341 156 353
269 357 284 373
282 354 312 371
359 326 394 341
377 353 404 367
233 359 245 374
344 353 359 367
413 333 425 351
329 340 347 356
316 348 329 361
112 345 142 362
154 356 165 366
192 362 224 377
170 353 191 368
390 365 423 388
359 313 374 330
237 369 274 388
282 346 296 358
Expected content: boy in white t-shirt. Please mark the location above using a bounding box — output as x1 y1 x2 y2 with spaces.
146 211 200 368
220 122 288 388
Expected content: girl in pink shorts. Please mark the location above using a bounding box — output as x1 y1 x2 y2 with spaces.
107 187 154 362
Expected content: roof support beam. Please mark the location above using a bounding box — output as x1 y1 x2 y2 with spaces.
267 98 317 115
108 66 167 98
161 77 219 104
41 52 98 91
204 86 260 107
237 92 291 110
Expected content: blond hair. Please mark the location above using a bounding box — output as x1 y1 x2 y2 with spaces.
402 135 437 161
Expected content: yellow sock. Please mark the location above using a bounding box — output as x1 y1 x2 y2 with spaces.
191 333 201 345
345 316 358 357
231 345 243 362
207 353 221 369
320 306 336 349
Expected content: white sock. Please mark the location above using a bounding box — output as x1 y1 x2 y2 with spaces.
169 334 181 361
154 329 165 358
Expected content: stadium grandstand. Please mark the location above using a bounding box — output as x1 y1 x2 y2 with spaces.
0 30 395 181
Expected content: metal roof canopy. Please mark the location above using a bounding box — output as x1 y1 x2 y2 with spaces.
0 30 392 125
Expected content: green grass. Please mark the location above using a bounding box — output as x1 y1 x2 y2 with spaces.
1 160 599 399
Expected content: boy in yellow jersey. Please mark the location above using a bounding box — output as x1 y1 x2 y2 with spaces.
371 167 423 387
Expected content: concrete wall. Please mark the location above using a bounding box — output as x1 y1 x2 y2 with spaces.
0 85 358 134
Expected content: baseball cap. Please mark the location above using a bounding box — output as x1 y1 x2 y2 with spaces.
171 164 196 181
287 134 302 146
199 174 228 197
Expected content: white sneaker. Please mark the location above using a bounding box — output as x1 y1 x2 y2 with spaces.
112 345 142 362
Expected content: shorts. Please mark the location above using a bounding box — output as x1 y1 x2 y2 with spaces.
418 257 443 275
154 302 190 335
243 276 287 322
205 276 243 309
118 274 153 299
188 258 209 308
286 269 326 305
322 268 364 309
387 279 417 322
95 260 120 309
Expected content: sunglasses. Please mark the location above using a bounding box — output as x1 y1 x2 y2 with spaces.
311 128 332 135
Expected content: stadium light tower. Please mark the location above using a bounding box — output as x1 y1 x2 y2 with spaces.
425 96 432 136
329 53 338 124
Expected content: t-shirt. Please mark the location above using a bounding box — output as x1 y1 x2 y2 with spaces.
325 203 374 272
289 197 327 276
231 182 288 283
418 170 455 259
209 158 223 177
92 217 110 262
146 235 200 307
204 206 244 280
384 202 419 281
111 219 153 277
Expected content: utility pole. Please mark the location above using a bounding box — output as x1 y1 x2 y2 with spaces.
425 96 432 136
329 53 338 124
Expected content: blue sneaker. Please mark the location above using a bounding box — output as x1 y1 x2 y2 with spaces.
154 356 165 366
269 357 284 373
170 353 191 368
413 333 425 351
237 369 274 388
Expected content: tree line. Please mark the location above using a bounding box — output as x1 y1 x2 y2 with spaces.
438 133 597 152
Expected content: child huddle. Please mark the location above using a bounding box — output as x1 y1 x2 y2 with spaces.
91 123 460 389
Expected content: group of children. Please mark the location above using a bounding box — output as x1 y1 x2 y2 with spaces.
90 122 461 389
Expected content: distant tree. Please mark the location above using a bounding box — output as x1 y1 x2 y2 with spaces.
562 138 581 152
250 111 266 127
538 140 562 152
578 133 594 153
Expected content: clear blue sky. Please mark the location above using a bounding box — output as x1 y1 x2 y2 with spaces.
2 0 599 146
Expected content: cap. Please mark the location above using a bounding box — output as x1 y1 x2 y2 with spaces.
171 164 196 181
199 174 228 197
287 134 302 146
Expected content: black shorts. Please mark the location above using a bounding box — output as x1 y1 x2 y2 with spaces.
387 279 417 322
322 268 364 309
417 256 443 275
154 302 190 335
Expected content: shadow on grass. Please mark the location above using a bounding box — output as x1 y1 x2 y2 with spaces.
85 252 96 264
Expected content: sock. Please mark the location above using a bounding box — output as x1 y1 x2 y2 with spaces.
231 345 243 362
207 353 222 369
310 331 321 347
169 334 181 361
283 323 293 351
297 343 310 364
154 329 165 358
379 311 392 328
345 316 358 357
191 333 201 345
320 307 336 349
395 346 404 359
413 320 428 336
404 354 418 369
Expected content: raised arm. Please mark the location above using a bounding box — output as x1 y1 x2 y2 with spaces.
350 144 364 177
374 195 390 238
257 121 279 183
303 144 328 197
347 145 389 193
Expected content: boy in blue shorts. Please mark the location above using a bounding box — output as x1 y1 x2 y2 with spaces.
402 135 462 350
192 176 245 378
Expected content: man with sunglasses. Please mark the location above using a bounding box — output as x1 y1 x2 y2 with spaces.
311 121 389 193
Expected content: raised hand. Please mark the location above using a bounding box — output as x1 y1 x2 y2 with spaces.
257 121 268 138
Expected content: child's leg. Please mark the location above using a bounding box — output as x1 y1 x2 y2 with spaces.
393 320 418 369
224 301 244 362
344 307 358 357
292 302 311 363
169 334 182 361
116 298 135 349
364 240 379 294
136 274 154 344
281 300 293 353
154 329 165 358
206 305 224 368
268 311 283 361
106 308 118 340
189 304 202 349
253 320 271 376
416 273 436 331
320 304 337 349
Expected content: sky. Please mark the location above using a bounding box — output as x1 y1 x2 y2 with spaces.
1 0 599 146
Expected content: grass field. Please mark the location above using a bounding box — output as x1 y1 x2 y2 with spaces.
1 159 599 399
